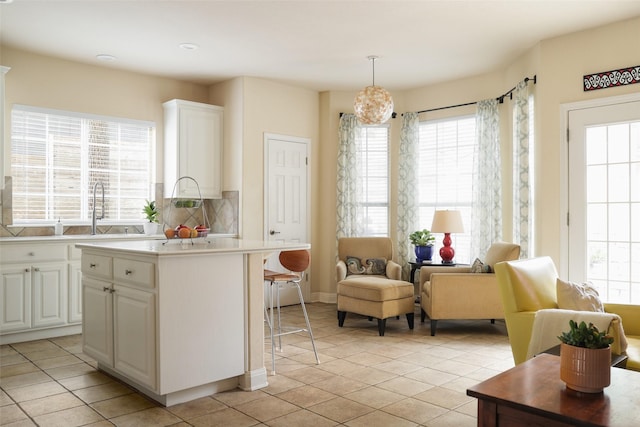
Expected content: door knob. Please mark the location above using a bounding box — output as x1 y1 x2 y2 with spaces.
269 230 280 235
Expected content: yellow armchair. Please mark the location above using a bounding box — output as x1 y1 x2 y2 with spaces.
495 257 640 371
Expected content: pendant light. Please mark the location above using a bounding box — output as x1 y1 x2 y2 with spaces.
353 55 394 125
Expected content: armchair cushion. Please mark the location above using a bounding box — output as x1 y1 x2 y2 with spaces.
484 242 522 269
556 278 604 312
506 256 558 312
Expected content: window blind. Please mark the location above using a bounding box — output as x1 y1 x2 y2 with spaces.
418 116 475 263
11 105 154 224
357 125 389 236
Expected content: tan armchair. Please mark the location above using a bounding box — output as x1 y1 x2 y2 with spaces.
495 256 640 371
419 242 520 336
336 237 415 336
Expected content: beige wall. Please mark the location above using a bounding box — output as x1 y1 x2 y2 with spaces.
1 47 211 184
2 15 639 300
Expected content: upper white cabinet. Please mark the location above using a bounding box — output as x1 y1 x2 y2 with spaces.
163 99 223 199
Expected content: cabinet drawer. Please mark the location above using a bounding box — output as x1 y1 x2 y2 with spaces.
113 258 155 289
81 254 112 279
0 243 67 263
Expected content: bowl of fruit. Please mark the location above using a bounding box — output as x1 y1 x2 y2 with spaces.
164 224 208 239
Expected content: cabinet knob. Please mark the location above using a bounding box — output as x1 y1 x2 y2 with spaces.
33 267 40 272
90 263 97 268
103 286 110 292
25 268 30 272
110 288 116 294
28 252 35 256
125 269 133 275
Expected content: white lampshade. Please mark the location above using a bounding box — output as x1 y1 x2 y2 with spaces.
431 210 464 233
354 85 394 125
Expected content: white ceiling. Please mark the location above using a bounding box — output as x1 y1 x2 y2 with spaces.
1 0 639 91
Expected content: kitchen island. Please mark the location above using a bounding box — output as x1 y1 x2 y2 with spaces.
76 237 310 406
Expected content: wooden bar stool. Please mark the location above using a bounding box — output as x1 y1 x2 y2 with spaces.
264 249 319 374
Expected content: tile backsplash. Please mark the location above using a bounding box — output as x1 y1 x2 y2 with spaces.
0 177 238 238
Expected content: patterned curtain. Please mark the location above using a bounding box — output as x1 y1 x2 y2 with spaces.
513 80 534 258
471 99 502 260
397 112 419 280
336 114 363 242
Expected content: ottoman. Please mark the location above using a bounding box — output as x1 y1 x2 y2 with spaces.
337 276 415 336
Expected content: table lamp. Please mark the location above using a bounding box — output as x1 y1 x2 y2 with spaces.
431 210 464 264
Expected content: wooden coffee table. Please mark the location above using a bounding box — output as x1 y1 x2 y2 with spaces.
467 354 640 426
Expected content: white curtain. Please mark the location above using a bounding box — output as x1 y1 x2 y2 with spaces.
397 112 420 280
513 80 534 258
336 114 363 241
471 99 502 259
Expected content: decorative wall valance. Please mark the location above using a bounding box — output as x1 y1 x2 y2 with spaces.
583 65 640 91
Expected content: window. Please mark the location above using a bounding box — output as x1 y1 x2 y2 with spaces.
357 125 389 236
11 105 155 224
418 116 475 263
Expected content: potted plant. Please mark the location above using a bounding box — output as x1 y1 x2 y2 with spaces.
142 200 159 235
409 229 435 262
558 319 613 393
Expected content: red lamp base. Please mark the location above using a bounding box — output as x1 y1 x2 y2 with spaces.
439 232 455 264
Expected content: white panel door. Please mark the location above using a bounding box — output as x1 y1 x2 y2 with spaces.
264 134 310 304
567 98 640 304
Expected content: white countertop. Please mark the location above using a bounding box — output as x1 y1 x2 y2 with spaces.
75 237 310 256
0 233 235 244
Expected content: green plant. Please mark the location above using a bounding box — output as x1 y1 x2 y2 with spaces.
409 229 435 246
558 319 613 349
142 200 159 223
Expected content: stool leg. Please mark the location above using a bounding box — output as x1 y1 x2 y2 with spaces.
269 281 276 374
276 281 283 351
294 281 320 365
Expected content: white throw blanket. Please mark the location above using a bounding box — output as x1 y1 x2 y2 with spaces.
526 309 627 360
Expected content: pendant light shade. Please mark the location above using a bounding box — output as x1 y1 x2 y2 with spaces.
353 56 394 125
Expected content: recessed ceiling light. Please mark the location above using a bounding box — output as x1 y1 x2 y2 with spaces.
96 54 116 62
179 43 199 51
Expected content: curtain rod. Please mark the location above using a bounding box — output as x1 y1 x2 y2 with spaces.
412 75 537 115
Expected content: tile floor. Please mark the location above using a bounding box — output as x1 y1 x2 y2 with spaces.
1 303 514 426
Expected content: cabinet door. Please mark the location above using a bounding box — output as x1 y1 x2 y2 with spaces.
68 261 83 323
82 278 113 366
32 263 67 328
0 265 31 333
113 285 156 390
178 105 222 199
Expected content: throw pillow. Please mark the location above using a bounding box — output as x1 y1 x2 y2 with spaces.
556 278 604 312
363 258 387 275
346 256 365 275
470 258 492 273
345 256 387 275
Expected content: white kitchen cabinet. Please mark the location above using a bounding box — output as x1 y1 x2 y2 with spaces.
113 284 156 388
82 253 157 390
0 265 31 332
68 261 83 323
163 99 223 199
31 263 67 328
82 277 114 365
0 241 67 335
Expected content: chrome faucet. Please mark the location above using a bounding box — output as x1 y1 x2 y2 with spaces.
91 181 105 235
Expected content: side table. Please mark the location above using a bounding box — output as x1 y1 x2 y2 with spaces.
467 354 640 427
408 261 469 285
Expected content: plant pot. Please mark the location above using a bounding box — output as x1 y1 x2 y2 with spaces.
414 245 433 262
560 342 611 393
143 222 158 235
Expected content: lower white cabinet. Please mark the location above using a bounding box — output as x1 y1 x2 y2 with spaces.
83 274 156 389
0 265 31 332
0 262 67 333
